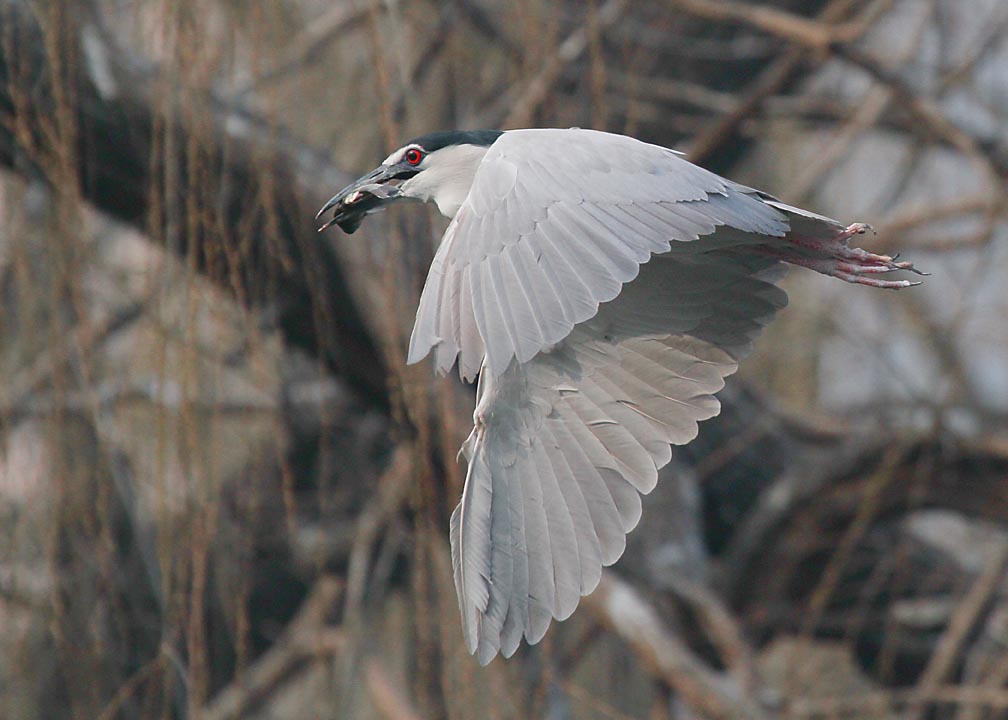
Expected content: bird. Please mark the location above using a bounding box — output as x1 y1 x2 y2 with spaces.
316 127 924 665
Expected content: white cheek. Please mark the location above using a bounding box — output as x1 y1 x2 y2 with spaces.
401 144 490 218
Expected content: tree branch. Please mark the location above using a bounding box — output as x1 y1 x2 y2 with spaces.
582 572 773 720
202 577 345 720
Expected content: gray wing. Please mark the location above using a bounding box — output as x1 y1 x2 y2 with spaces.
407 128 792 381
452 249 788 664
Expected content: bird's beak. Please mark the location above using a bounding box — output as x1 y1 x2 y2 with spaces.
315 164 405 234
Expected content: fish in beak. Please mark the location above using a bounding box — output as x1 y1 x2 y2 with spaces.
315 164 408 234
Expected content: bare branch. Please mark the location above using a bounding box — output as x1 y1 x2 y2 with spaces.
682 0 872 163
485 0 628 128
582 573 773 720
670 0 867 49
673 0 1008 184
365 660 426 720
344 444 414 619
906 544 1008 720
202 577 344 720
231 1 379 98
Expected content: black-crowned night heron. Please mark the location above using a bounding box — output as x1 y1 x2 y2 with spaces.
316 128 924 665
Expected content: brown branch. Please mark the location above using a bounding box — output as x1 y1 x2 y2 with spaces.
664 575 757 691
779 84 891 201
582 573 772 720
671 0 867 49
344 444 414 618
0 1 390 405
906 544 1008 720
682 0 871 163
673 0 1008 185
486 0 628 128
202 576 345 720
802 444 908 634
835 44 1006 180
230 1 379 98
365 659 426 720
95 655 168 720
878 196 1004 236
791 684 1008 717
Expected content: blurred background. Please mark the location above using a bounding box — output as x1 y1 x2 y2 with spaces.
1 0 1007 717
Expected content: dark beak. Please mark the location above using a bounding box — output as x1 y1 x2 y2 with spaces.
315 164 405 234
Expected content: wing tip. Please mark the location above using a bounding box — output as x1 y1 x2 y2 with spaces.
405 335 430 366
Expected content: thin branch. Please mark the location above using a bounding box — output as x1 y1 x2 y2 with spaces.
664 575 757 692
582 573 772 720
782 0 935 200
682 0 872 163
906 544 1008 720
792 684 1008 717
835 43 1007 181
483 0 628 128
365 659 426 720
878 196 1004 236
801 444 908 635
231 1 379 98
202 577 345 720
673 0 1008 184
671 0 868 49
344 444 414 618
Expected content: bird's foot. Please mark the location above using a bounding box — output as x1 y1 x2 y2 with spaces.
768 222 928 289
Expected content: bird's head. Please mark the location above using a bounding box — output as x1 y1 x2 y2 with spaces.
316 130 503 233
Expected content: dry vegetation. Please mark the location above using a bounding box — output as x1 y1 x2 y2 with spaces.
1 0 1007 718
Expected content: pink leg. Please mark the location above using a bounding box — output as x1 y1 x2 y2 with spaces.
766 223 927 289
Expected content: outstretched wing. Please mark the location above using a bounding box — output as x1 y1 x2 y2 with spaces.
407 128 791 380
452 249 788 664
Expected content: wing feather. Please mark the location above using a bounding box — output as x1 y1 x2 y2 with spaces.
497 441 530 659
512 241 573 335
408 128 791 377
531 430 583 622
450 248 786 664
545 418 626 566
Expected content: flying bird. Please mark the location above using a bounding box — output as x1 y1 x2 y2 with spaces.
316 128 923 664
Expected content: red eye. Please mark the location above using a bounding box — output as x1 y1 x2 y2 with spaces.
405 148 423 166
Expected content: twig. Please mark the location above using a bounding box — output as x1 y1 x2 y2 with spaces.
453 0 523 61
665 575 758 692
556 678 643 720
791 684 1008 717
2 296 149 423
365 659 426 720
202 576 344 720
835 44 1006 181
671 0 867 49
878 196 1004 236
781 0 934 201
95 654 168 720
781 85 891 201
610 70 738 113
905 544 1008 720
344 444 414 617
582 572 772 720
682 0 869 163
231 1 379 98
715 455 838 603
486 0 627 128
673 0 1008 184
339 445 414 714
802 443 908 635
